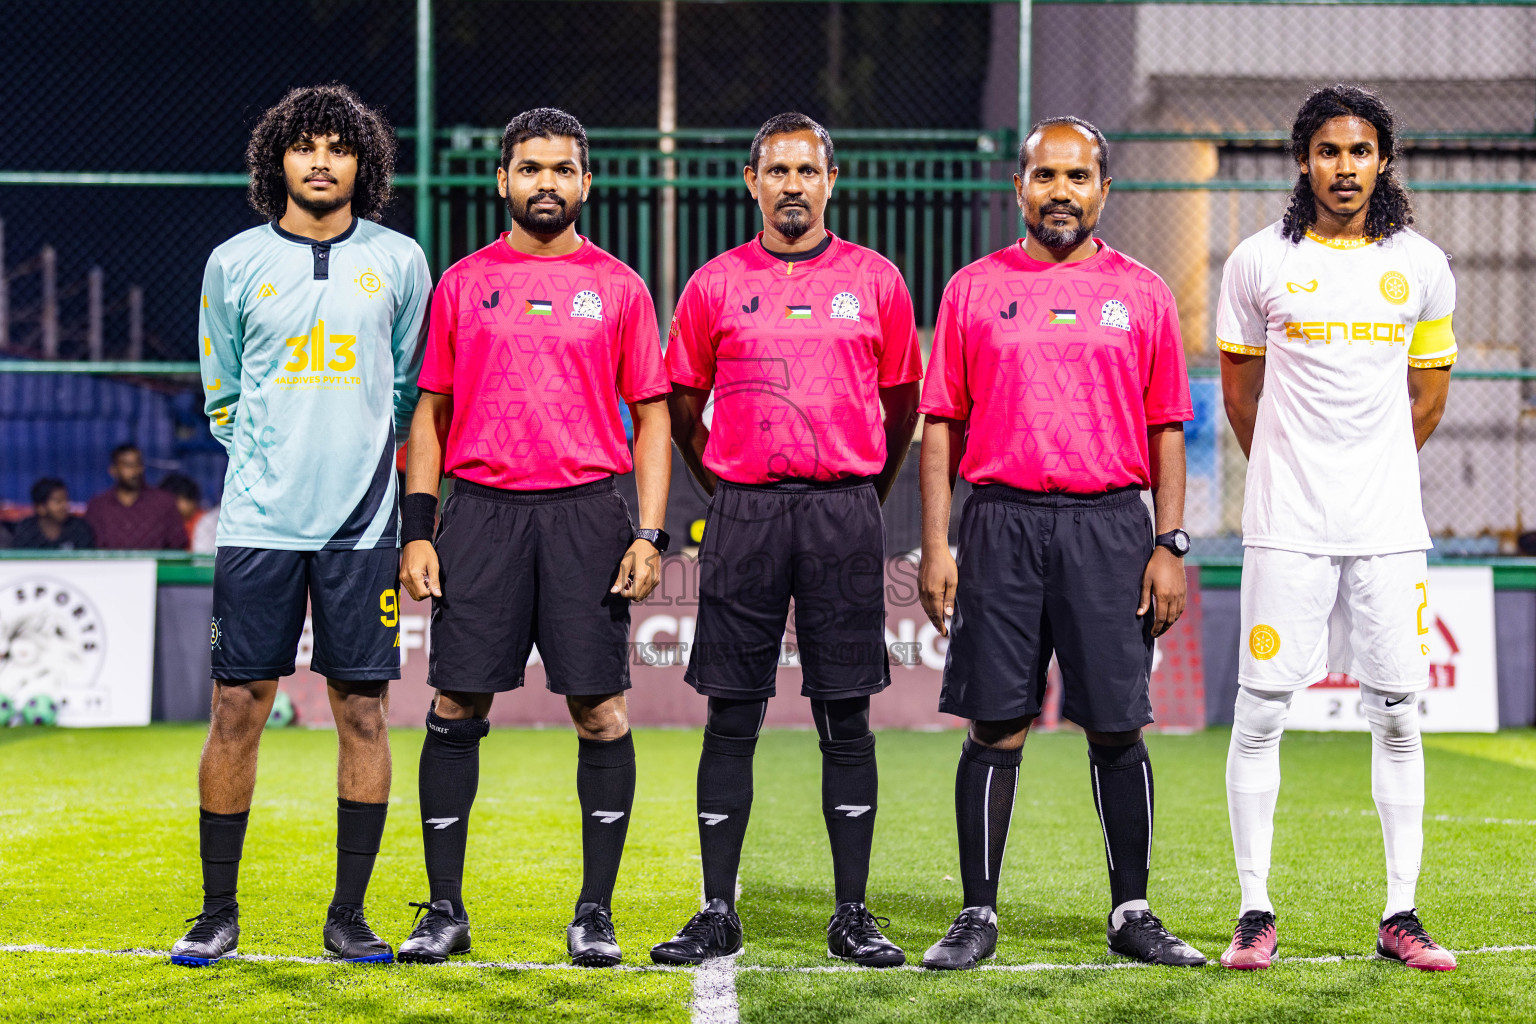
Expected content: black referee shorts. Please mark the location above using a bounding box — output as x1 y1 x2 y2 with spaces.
939 485 1155 732
428 477 635 696
686 477 890 702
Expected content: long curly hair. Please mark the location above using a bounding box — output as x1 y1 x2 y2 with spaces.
245 84 397 221
1282 84 1413 244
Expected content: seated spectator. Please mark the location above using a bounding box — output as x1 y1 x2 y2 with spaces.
13 477 96 550
85 443 188 550
159 473 211 553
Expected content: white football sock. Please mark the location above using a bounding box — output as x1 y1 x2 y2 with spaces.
1362 685 1424 921
1227 687 1292 916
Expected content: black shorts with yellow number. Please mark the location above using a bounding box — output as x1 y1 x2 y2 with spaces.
686 477 890 702
428 477 635 696
939 485 1155 733
210 546 401 682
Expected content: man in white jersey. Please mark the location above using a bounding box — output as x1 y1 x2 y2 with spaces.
1217 84 1457 972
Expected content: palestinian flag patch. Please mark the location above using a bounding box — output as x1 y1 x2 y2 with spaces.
785 305 813 320
1048 308 1077 325
525 299 554 315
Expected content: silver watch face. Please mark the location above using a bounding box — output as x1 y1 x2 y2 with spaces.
1170 531 1190 555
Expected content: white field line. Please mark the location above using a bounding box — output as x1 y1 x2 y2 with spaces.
691 952 742 1024
688 875 746 1024
3 942 1534 973
1330 809 1536 827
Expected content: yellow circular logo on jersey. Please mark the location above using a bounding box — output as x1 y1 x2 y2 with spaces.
1379 271 1410 305
356 269 384 296
1249 624 1281 661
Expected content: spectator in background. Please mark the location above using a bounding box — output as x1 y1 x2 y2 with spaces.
13 477 96 550
85 443 188 550
161 472 217 553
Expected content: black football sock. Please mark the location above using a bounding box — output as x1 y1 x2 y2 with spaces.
576 731 636 909
418 709 490 917
956 738 1021 911
199 808 249 916
1087 738 1154 912
697 698 765 911
332 798 388 910
813 697 877 906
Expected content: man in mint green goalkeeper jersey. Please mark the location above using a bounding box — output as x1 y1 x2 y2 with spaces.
171 84 431 968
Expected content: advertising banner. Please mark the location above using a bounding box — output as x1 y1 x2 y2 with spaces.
0 559 158 727
1287 565 1499 733
282 558 1206 732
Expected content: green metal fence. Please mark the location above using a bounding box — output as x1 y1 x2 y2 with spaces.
3 0 1536 543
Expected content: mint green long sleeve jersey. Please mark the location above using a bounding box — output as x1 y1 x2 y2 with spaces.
198 218 431 551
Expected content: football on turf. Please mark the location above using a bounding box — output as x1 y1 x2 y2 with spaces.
20 694 58 726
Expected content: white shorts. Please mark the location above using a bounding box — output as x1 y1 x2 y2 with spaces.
1238 546 1431 694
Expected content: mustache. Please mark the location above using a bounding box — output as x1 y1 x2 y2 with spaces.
1330 181 1361 191
305 172 337 184
775 197 810 211
527 191 567 208
1040 201 1083 218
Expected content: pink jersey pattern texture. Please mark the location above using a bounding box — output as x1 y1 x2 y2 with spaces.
419 235 669 489
920 241 1192 493
666 233 922 484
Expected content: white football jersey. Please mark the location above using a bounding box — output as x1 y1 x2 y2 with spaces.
1217 221 1456 556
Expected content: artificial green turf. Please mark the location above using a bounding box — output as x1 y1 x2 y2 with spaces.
1 725 1533 1022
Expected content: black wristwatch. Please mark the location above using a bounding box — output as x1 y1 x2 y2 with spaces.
1155 529 1190 557
635 528 670 552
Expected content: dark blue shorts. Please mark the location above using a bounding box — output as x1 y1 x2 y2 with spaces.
210 546 401 683
686 477 890 701
427 477 635 696
939 485 1155 732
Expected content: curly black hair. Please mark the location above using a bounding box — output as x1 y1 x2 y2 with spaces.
1282 84 1412 244
245 84 397 221
500 107 589 174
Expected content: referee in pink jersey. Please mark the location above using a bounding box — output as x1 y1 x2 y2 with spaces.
650 113 922 968
917 117 1206 970
395 108 671 969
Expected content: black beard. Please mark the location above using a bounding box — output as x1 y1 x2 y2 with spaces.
287 181 353 216
770 204 811 240
509 191 582 234
1028 213 1094 251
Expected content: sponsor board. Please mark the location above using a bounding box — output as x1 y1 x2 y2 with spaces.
0 560 157 726
283 558 1206 731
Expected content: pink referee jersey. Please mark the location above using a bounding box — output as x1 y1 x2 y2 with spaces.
920 240 1192 493
419 234 670 490
666 233 922 484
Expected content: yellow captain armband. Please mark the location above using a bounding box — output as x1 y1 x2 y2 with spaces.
1218 338 1266 356
1407 314 1456 368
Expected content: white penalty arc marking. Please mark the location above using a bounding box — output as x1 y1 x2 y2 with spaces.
2 942 1533 974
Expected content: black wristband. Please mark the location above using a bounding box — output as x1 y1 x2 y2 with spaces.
400 492 439 545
